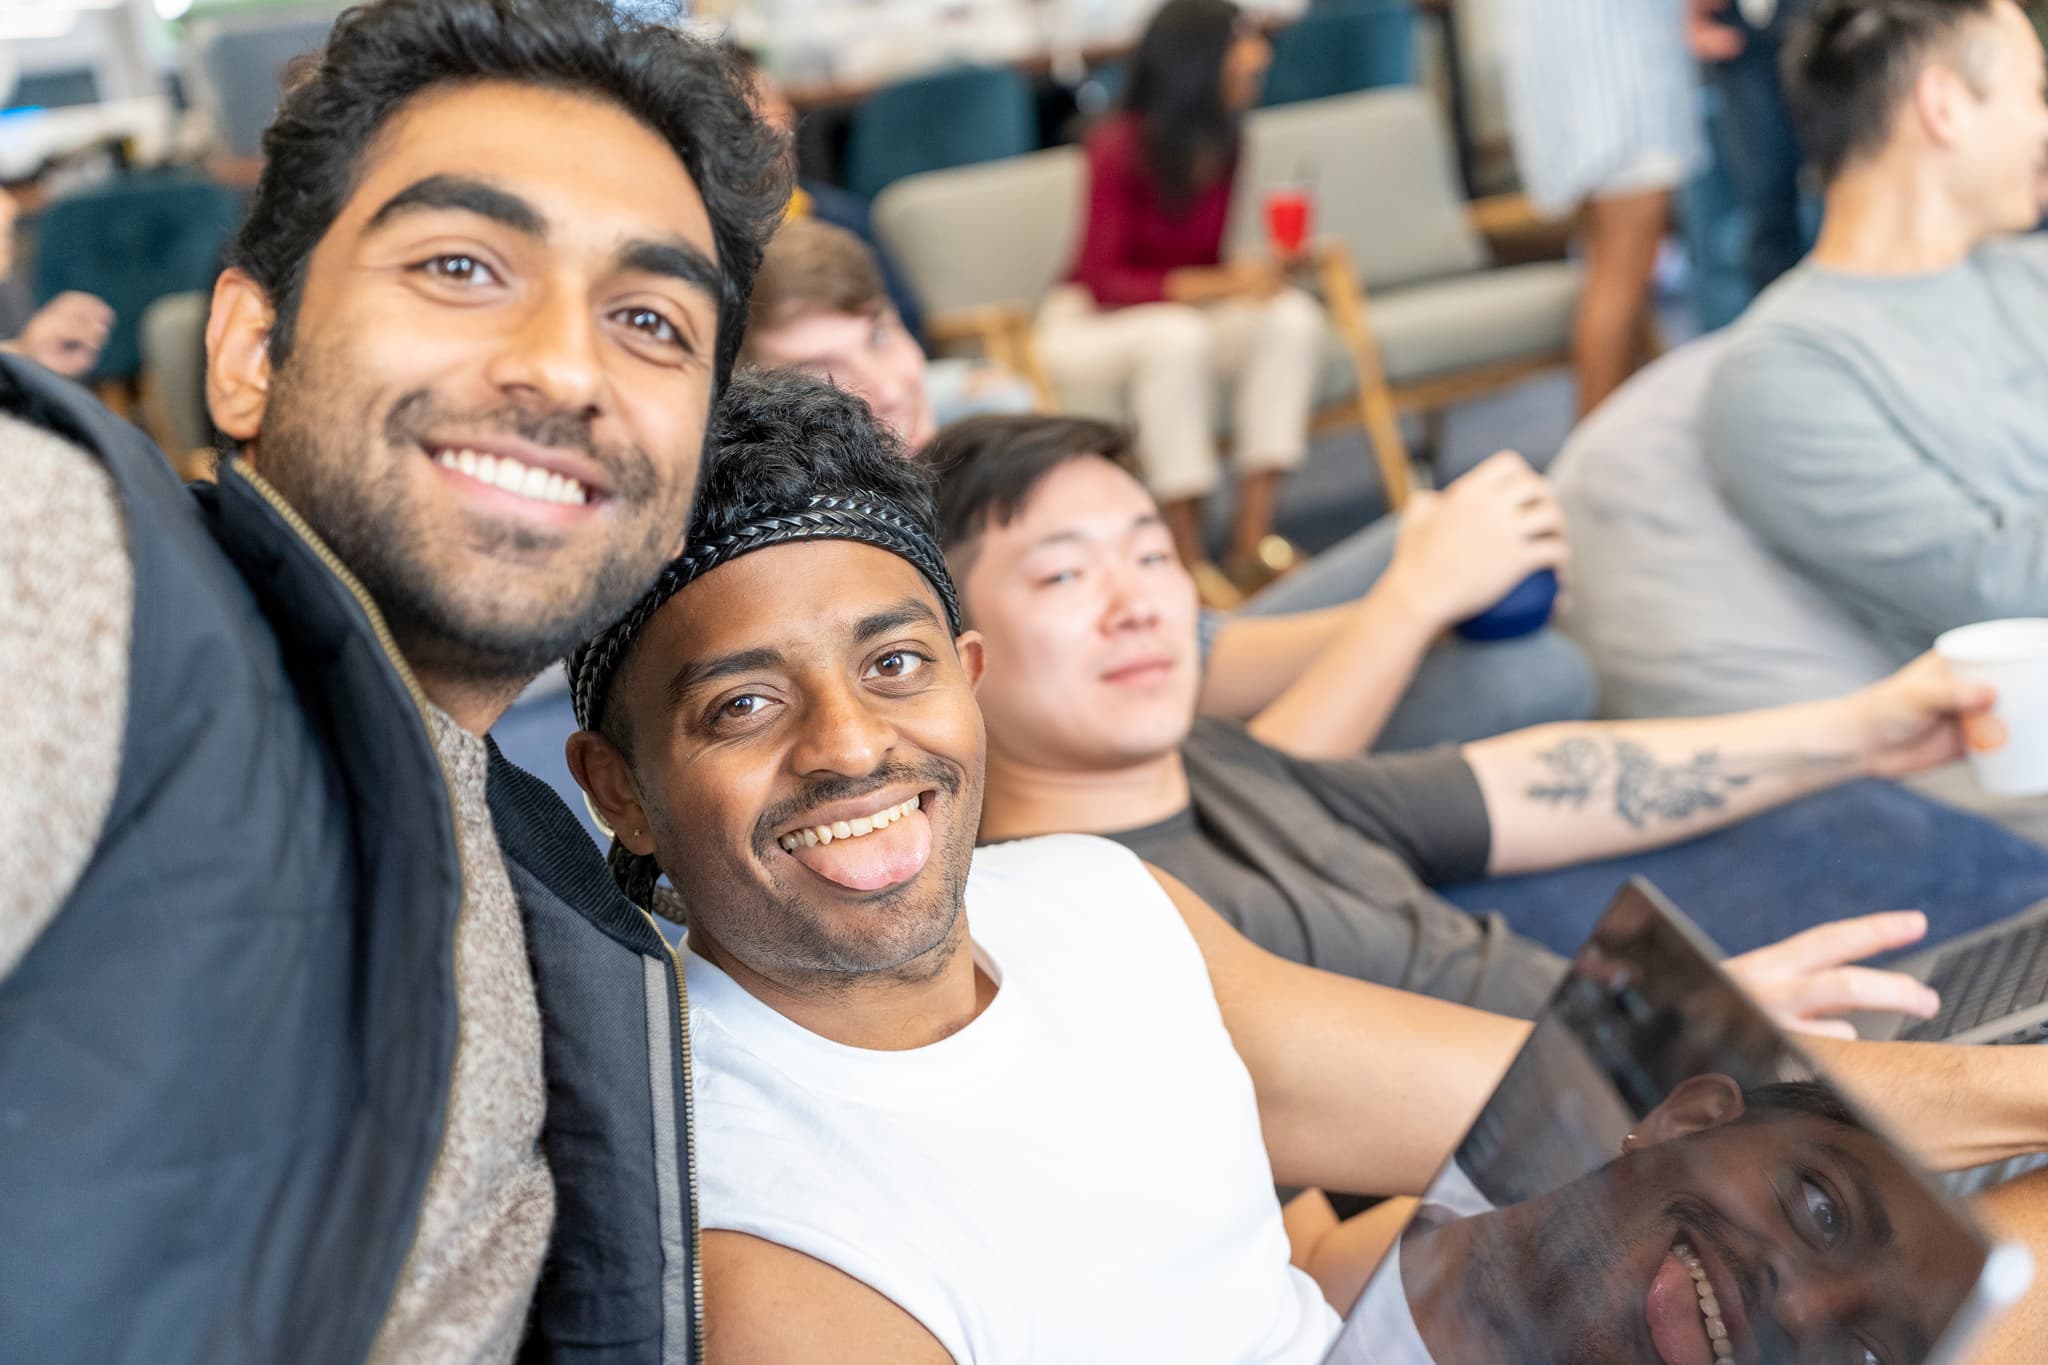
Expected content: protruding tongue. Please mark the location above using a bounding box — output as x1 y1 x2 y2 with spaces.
1646 1249 1714 1365
789 807 933 892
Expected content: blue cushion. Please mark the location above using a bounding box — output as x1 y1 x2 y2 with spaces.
1260 4 1415 108
33 172 243 382
845 65 1038 202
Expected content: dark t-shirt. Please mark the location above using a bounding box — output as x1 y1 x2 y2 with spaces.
1107 719 1565 1018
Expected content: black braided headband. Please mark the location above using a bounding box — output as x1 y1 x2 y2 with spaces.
569 491 961 737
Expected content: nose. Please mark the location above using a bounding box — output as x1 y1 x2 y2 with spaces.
787 677 898 780
1768 1264 1880 1351
484 280 605 417
1102 560 1163 635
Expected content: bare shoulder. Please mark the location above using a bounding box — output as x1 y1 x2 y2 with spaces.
1143 862 1284 1006
703 1230 955 1365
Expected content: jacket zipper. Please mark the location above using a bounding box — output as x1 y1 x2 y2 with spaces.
641 910 707 1364
237 465 470 1364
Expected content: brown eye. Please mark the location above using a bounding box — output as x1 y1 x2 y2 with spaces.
418 254 495 285
617 306 684 348
709 693 772 728
867 651 927 680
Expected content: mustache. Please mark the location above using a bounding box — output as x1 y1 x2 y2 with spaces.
383 389 662 503
754 760 962 851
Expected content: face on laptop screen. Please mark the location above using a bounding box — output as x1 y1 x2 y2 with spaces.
1329 882 2002 1365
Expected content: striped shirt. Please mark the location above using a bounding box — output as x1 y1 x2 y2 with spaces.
1494 0 1706 212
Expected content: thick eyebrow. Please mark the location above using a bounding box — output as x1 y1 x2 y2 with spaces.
365 175 721 301
853 599 945 645
1022 512 1164 555
367 173 544 238
663 645 785 712
618 238 722 300
657 599 943 712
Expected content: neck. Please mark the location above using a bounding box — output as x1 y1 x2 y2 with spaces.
692 911 994 1051
977 743 1191 843
415 664 533 737
1811 156 1984 275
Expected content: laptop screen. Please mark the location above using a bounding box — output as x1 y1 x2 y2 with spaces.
1325 879 2024 1365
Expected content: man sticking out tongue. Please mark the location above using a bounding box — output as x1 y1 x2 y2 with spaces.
562 372 2048 1365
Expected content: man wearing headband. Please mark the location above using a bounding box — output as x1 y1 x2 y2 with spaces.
568 371 2048 1364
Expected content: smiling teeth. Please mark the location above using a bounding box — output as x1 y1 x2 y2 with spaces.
777 796 921 852
435 447 589 505
1675 1243 1734 1360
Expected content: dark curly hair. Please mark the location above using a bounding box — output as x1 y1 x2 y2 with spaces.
573 367 943 753
573 368 949 905
693 369 936 548
228 0 789 389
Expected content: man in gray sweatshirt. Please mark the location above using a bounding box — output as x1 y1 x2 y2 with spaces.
1705 0 2048 663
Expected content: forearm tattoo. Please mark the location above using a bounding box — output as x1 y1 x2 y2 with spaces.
1523 736 1842 829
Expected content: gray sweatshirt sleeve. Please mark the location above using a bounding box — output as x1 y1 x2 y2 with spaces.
0 412 131 977
1705 335 2048 652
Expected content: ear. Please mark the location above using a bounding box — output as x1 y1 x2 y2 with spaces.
565 729 656 856
206 268 275 450
1632 1073 1747 1149
1912 59 1972 150
955 629 986 691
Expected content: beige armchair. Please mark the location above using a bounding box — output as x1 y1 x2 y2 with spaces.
872 88 1582 510
1225 88 1581 508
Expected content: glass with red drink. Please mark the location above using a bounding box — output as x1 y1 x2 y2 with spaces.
1264 186 1313 260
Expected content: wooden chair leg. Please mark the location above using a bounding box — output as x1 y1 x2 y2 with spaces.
1009 315 1057 413
1316 241 1413 509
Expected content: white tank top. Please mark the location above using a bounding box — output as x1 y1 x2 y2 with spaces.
687 833 1338 1364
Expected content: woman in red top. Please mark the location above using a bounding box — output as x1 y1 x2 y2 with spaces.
1037 0 1325 599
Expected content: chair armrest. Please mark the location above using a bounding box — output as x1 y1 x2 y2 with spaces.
1465 193 1573 264
923 303 1056 411
923 303 1033 354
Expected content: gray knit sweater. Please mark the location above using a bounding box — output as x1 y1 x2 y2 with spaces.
0 413 554 1362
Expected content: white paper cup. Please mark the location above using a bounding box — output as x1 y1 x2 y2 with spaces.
1935 619 2048 796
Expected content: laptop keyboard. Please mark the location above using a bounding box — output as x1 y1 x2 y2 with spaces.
1902 918 2048 1042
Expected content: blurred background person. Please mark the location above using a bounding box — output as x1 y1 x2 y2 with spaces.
0 187 112 381
1495 0 1704 416
1036 0 1325 604
1689 0 1816 304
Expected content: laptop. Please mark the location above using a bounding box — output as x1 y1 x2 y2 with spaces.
1854 896 2048 1044
1324 879 2032 1365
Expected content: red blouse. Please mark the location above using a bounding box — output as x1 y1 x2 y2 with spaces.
1065 113 1237 308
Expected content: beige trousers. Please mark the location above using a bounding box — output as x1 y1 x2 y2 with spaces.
1035 284 1325 502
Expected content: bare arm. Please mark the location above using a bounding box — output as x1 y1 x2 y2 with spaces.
1217 597 1441 757
703 1230 953 1364
1210 453 1570 760
1964 1169 2048 1364
1158 862 2048 1198
1197 602 1357 720
1466 653 1990 876
1806 1034 2048 1175
1156 865 1531 1196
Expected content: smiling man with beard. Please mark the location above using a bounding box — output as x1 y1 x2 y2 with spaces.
567 371 2048 1365
0 1 785 1361
1343 1078 1978 1365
